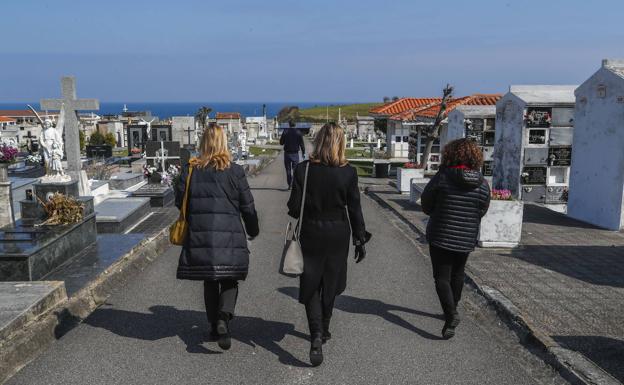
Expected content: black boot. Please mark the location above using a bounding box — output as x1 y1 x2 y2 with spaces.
216 319 231 350
442 312 460 339
309 333 323 367
322 318 331 343
208 323 219 341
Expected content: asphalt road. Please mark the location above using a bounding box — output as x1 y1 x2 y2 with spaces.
7 151 566 385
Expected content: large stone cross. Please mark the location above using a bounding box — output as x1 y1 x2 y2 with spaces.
41 76 99 194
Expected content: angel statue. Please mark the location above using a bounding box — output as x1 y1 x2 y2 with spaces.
27 104 70 182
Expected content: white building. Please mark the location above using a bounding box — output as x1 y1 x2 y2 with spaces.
245 116 268 143
444 105 497 178
216 112 243 135
492 85 576 205
568 59 624 230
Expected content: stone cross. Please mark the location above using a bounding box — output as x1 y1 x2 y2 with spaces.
41 77 99 194
184 126 194 146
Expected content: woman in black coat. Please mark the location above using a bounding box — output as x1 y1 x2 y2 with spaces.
421 138 490 339
175 124 259 351
287 122 371 366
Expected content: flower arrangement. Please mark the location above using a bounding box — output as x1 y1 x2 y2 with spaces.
26 153 42 164
402 162 422 169
160 164 181 187
0 143 19 164
130 147 142 155
142 164 157 178
491 189 513 201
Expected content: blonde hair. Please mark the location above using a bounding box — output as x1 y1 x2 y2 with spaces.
310 122 348 167
191 124 231 171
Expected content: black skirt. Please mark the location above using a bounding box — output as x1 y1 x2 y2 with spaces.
298 217 350 304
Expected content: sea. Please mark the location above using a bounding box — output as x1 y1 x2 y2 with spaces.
0 102 335 119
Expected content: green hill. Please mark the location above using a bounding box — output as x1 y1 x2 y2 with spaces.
298 103 381 122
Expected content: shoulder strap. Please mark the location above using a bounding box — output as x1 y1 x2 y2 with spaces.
296 162 310 238
180 166 193 220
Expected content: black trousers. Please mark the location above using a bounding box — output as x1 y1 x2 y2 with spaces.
429 245 469 321
203 280 238 324
304 285 335 336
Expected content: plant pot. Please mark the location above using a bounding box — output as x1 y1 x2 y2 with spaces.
397 167 425 193
0 163 9 182
373 160 390 178
478 200 524 248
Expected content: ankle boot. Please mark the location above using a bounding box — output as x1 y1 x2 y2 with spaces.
322 319 331 343
309 333 323 367
216 319 231 350
442 312 460 339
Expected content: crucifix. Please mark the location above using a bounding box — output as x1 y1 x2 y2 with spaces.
184 126 194 146
24 131 38 153
41 76 99 194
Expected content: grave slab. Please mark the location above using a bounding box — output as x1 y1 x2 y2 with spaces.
95 197 151 233
131 184 174 207
108 172 144 190
0 281 67 342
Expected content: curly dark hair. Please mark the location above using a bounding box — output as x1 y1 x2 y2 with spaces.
441 138 483 170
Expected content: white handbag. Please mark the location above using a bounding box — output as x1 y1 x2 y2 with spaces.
279 162 309 277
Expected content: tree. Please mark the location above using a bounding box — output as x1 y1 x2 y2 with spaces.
89 131 105 145
276 106 300 123
104 132 117 147
195 106 212 129
383 96 390 103
420 84 454 170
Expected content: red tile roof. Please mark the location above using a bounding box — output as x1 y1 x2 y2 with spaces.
0 110 57 117
369 98 442 115
0 116 16 122
216 112 241 120
390 94 501 121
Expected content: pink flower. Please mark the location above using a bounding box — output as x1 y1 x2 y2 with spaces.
491 189 513 200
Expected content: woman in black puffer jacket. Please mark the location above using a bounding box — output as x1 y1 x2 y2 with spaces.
421 138 490 339
176 124 259 351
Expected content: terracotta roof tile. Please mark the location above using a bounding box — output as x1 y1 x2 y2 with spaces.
0 116 16 122
216 112 241 119
0 110 56 117
369 98 443 115
390 94 501 121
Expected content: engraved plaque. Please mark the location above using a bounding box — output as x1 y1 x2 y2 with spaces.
551 108 574 127
521 166 547 185
483 161 493 176
483 131 495 146
549 128 573 146
521 185 546 203
528 129 547 144
524 148 548 165
548 146 572 166
526 107 552 128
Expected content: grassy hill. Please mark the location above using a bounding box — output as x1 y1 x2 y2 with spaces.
298 103 382 122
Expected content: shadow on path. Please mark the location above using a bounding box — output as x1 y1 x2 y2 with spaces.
553 335 624 382
84 305 310 366
278 287 443 341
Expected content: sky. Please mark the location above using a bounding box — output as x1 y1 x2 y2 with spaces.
2 0 624 103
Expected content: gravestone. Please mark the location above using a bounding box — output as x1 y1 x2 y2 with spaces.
86 145 113 159
131 184 174 207
568 59 624 230
95 197 150 233
145 141 181 171
40 76 99 196
108 172 144 190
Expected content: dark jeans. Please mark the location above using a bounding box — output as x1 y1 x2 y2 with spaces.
284 152 299 187
429 245 469 321
203 279 239 324
305 285 335 336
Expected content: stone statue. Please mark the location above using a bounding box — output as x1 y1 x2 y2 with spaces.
28 104 70 182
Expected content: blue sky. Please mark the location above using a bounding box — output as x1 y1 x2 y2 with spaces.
2 0 624 102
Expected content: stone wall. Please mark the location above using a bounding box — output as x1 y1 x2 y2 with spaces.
0 182 12 228
492 95 524 193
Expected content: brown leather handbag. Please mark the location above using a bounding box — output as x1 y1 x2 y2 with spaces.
169 166 193 245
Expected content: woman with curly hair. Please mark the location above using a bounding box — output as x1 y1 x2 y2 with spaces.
421 138 490 339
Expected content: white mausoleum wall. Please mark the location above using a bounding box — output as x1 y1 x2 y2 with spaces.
443 110 465 150
568 65 624 230
492 94 525 194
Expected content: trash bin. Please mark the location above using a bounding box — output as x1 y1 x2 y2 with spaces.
374 161 390 178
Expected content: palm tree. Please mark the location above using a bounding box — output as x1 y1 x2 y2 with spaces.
195 106 212 129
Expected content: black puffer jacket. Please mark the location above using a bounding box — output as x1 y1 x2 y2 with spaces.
421 167 490 253
175 162 259 281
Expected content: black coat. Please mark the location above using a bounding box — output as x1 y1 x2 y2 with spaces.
287 161 370 305
280 128 306 154
175 162 259 281
421 167 491 253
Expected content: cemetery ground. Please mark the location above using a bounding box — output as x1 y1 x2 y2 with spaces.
2 150 571 385
366 183 624 385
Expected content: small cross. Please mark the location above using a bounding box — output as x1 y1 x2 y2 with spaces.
183 126 194 146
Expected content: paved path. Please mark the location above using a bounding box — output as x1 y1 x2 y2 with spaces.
7 153 565 384
367 183 624 383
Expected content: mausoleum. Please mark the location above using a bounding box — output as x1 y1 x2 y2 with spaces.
492 85 576 205
568 59 624 230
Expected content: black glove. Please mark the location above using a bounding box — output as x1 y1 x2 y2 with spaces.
354 245 366 263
